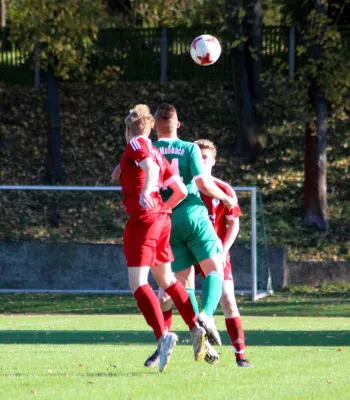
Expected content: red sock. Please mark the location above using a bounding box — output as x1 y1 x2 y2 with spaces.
133 284 165 341
165 281 196 330
162 309 173 332
225 317 245 360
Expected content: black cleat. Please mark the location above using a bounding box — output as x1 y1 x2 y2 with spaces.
236 358 252 368
144 348 160 368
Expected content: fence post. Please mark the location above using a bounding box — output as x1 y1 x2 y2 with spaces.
288 25 295 79
160 26 168 83
34 43 40 87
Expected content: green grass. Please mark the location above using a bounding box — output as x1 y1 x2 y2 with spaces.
0 293 349 399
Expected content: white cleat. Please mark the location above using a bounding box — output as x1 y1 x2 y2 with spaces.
197 312 222 346
158 332 178 373
190 324 208 362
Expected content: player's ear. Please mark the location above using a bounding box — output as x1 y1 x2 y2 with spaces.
177 121 181 128
212 158 216 167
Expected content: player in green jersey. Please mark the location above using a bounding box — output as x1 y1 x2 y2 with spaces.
144 103 237 367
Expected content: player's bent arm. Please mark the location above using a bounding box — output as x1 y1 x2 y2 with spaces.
139 158 159 209
164 176 188 209
222 217 240 256
195 175 236 209
111 164 121 184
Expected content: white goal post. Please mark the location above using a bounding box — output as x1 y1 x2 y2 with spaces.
0 185 273 301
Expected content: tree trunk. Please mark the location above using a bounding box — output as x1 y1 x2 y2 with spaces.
226 0 257 161
303 95 328 230
303 0 329 230
46 64 63 183
243 0 264 127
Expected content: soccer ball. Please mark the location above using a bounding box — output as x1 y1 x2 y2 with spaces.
190 34 222 66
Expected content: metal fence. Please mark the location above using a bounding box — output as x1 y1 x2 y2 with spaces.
0 25 349 84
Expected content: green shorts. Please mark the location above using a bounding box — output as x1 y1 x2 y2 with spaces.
170 214 222 273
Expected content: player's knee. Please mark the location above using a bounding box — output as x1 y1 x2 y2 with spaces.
159 296 172 312
220 291 240 317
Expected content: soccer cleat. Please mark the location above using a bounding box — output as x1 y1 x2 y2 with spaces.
204 341 220 364
197 312 222 346
190 324 208 362
236 358 252 368
158 332 178 373
144 348 160 368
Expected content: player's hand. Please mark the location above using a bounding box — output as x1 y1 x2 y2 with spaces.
222 196 236 210
111 165 121 184
140 190 155 210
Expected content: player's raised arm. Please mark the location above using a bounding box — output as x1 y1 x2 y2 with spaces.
189 144 235 209
111 164 121 184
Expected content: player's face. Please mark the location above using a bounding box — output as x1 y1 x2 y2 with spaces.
200 149 215 174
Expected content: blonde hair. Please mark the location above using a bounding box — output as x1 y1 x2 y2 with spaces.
195 139 217 158
125 104 154 136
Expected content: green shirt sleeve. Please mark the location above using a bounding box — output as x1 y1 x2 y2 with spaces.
188 143 205 178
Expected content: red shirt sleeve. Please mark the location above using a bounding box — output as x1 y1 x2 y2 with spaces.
125 137 152 163
162 156 175 182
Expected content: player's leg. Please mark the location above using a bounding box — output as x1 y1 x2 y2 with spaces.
124 215 177 373
220 259 252 368
124 217 167 342
151 262 207 362
158 288 173 331
144 288 172 368
175 266 200 314
189 217 224 345
152 215 207 362
128 266 167 342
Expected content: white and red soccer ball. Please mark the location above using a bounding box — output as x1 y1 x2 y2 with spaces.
190 34 222 66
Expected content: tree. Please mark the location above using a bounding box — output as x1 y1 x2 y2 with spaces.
302 0 350 229
272 0 350 230
226 0 264 161
8 0 106 183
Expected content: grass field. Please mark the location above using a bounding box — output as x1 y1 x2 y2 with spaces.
0 292 349 400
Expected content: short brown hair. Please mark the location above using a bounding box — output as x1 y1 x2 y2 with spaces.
195 139 217 158
125 104 154 135
154 103 178 120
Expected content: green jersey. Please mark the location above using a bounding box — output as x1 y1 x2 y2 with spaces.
153 137 222 271
153 138 208 220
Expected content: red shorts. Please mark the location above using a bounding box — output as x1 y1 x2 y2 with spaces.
194 253 234 282
123 213 174 267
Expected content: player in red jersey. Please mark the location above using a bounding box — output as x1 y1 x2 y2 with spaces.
115 105 208 372
194 139 252 368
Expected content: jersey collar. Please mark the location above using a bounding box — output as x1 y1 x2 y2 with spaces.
157 138 178 142
134 135 151 142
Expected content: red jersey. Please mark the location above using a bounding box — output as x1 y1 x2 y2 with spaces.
120 136 176 217
199 177 242 242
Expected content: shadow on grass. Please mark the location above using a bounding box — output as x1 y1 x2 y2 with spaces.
0 330 349 347
1 298 350 317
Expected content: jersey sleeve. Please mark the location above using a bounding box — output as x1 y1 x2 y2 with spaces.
188 143 205 179
162 155 180 188
125 137 151 163
225 189 242 219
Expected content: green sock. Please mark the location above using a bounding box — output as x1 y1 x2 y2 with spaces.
186 287 200 315
201 271 223 317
